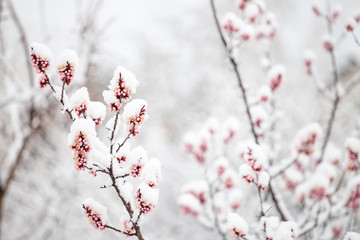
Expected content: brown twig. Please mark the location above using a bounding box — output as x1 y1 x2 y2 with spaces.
209 0 258 144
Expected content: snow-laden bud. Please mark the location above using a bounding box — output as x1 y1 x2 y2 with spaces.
178 193 201 217
222 116 240 144
331 4 342 21
239 23 254 41
141 158 162 187
255 0 267 14
115 141 130 164
227 213 249 238
354 11 360 23
235 0 248 10
244 143 268 172
222 169 239 189
68 119 96 170
183 130 211 164
292 123 322 156
308 174 331 201
38 75 48 88
312 1 322 17
304 49 316 75
345 177 360 211
343 232 360 240
275 221 298 240
123 99 148 136
57 49 78 85
263 216 280 240
205 117 219 135
324 144 342 165
245 4 260 22
128 146 148 177
120 211 135 235
322 35 334 52
182 181 208 205
213 156 229 177
83 198 109 230
297 174 330 202
69 87 90 117
30 42 53 75
282 168 303 190
258 171 270 190
239 164 256 183
267 65 285 91
221 12 242 35
103 90 121 112
110 66 139 101
345 137 360 172
88 101 106 126
316 162 337 183
228 190 243 209
257 85 272 103
346 17 357 32
265 12 278 38
251 105 269 135
136 182 159 214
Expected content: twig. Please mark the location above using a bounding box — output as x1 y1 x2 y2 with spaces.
105 225 135 236
6 0 33 86
116 132 132 153
351 32 360 48
209 0 258 144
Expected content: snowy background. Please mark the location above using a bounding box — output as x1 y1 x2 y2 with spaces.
1 0 360 239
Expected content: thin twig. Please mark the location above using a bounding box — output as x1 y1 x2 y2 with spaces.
6 0 33 86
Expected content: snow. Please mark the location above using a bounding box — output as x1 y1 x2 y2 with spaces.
141 158 162 187
137 182 159 208
267 64 285 91
205 117 220 135
178 193 202 216
346 17 357 31
292 122 322 156
221 169 239 189
239 164 256 183
258 171 270 190
228 190 243 209
345 137 360 153
57 49 79 68
274 221 298 240
67 118 96 147
227 212 249 238
83 198 110 225
69 87 90 115
119 182 134 204
221 12 242 34
87 101 106 125
122 99 148 132
257 85 272 102
30 42 54 65
304 49 316 64
263 216 280 240
343 232 360 240
244 143 268 172
213 156 229 176
245 4 260 22
109 66 139 96
102 90 117 106
182 180 208 196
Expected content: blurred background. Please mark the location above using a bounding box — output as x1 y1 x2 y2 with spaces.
1 0 360 239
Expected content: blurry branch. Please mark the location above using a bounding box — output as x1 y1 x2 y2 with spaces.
351 32 360 48
209 0 258 145
344 69 360 96
310 73 333 102
319 1 341 163
6 0 33 86
209 0 289 222
0 0 4 53
0 88 41 110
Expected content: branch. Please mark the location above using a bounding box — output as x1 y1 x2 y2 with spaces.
6 0 33 86
105 225 135 236
209 0 258 144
